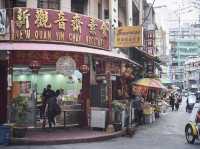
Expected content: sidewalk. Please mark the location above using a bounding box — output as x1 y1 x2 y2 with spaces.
11 128 127 145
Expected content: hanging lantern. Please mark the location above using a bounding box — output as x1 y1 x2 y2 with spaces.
29 60 41 73
79 65 89 74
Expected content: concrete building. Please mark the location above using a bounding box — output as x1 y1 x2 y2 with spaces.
169 23 200 40
184 56 200 92
156 26 167 58
169 21 200 88
169 39 200 88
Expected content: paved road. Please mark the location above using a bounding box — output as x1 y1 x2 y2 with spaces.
2 97 200 149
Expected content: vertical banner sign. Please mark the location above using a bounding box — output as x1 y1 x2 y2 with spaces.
143 30 155 55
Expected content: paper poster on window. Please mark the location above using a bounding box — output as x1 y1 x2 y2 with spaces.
19 81 31 94
0 9 6 34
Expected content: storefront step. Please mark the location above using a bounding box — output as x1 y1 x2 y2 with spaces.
11 129 127 145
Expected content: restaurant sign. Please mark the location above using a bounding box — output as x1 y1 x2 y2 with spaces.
114 26 143 48
12 8 109 50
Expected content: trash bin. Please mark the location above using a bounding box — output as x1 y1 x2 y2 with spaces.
0 125 11 145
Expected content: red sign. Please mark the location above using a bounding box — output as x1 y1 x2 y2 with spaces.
12 8 110 50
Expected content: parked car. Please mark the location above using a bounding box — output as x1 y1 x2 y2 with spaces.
186 94 196 113
195 91 200 103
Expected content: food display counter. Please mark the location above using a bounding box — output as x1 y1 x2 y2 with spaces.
59 104 83 127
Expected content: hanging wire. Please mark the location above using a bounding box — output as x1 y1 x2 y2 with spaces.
142 0 156 26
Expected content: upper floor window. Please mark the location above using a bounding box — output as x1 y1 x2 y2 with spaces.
7 0 26 8
38 0 60 10
71 0 87 14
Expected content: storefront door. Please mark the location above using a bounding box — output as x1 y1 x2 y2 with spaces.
0 60 7 124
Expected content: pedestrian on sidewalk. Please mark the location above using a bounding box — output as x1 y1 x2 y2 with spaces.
170 94 175 111
175 98 179 111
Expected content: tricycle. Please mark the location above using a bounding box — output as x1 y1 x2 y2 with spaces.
185 103 200 144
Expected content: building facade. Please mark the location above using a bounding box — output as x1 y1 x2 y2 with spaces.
0 0 159 132
169 39 200 88
184 56 200 92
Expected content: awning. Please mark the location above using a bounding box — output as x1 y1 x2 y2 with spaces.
0 42 141 67
132 78 168 90
133 47 156 61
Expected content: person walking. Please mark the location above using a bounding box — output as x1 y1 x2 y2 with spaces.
44 84 57 129
170 94 175 111
175 98 179 111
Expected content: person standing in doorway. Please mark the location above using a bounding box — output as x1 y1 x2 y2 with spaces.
44 84 57 129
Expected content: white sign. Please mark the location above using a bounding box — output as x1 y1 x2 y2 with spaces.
56 56 76 76
90 108 106 128
0 9 6 34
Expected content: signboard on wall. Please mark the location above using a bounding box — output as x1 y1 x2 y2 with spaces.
0 9 6 34
114 26 143 48
12 8 110 50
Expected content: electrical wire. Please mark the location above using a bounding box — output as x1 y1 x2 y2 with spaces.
142 0 156 26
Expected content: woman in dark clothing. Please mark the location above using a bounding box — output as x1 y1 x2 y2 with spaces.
175 99 179 111
46 94 57 128
170 95 175 111
44 84 57 128
41 88 47 119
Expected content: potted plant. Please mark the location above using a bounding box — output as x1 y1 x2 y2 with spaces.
13 96 28 138
112 101 127 131
112 100 126 112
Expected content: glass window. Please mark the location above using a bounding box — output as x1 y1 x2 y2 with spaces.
7 0 26 8
38 0 60 10
71 0 85 14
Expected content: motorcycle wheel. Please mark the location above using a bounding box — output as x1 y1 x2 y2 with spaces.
185 125 196 144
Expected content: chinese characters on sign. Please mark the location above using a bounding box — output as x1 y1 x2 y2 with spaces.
143 30 156 75
54 11 67 30
35 9 51 28
16 8 30 29
88 17 97 36
114 26 143 48
143 30 155 55
13 8 109 50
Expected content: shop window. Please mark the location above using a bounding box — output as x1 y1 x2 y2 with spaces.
98 1 102 19
104 9 109 19
38 0 60 10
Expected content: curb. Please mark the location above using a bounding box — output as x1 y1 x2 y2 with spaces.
11 130 127 145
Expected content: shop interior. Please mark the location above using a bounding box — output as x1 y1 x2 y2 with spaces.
12 65 83 127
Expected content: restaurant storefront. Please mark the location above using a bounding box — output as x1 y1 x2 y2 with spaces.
0 7 139 131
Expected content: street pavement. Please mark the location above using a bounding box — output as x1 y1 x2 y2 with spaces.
2 97 200 149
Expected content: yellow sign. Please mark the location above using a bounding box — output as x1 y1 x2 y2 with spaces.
114 26 143 48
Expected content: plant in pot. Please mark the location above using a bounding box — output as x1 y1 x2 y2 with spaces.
112 101 126 131
13 96 28 138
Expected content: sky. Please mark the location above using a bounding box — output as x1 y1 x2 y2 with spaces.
147 0 200 29
147 0 200 53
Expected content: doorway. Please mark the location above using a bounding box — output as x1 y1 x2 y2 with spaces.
0 60 8 124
